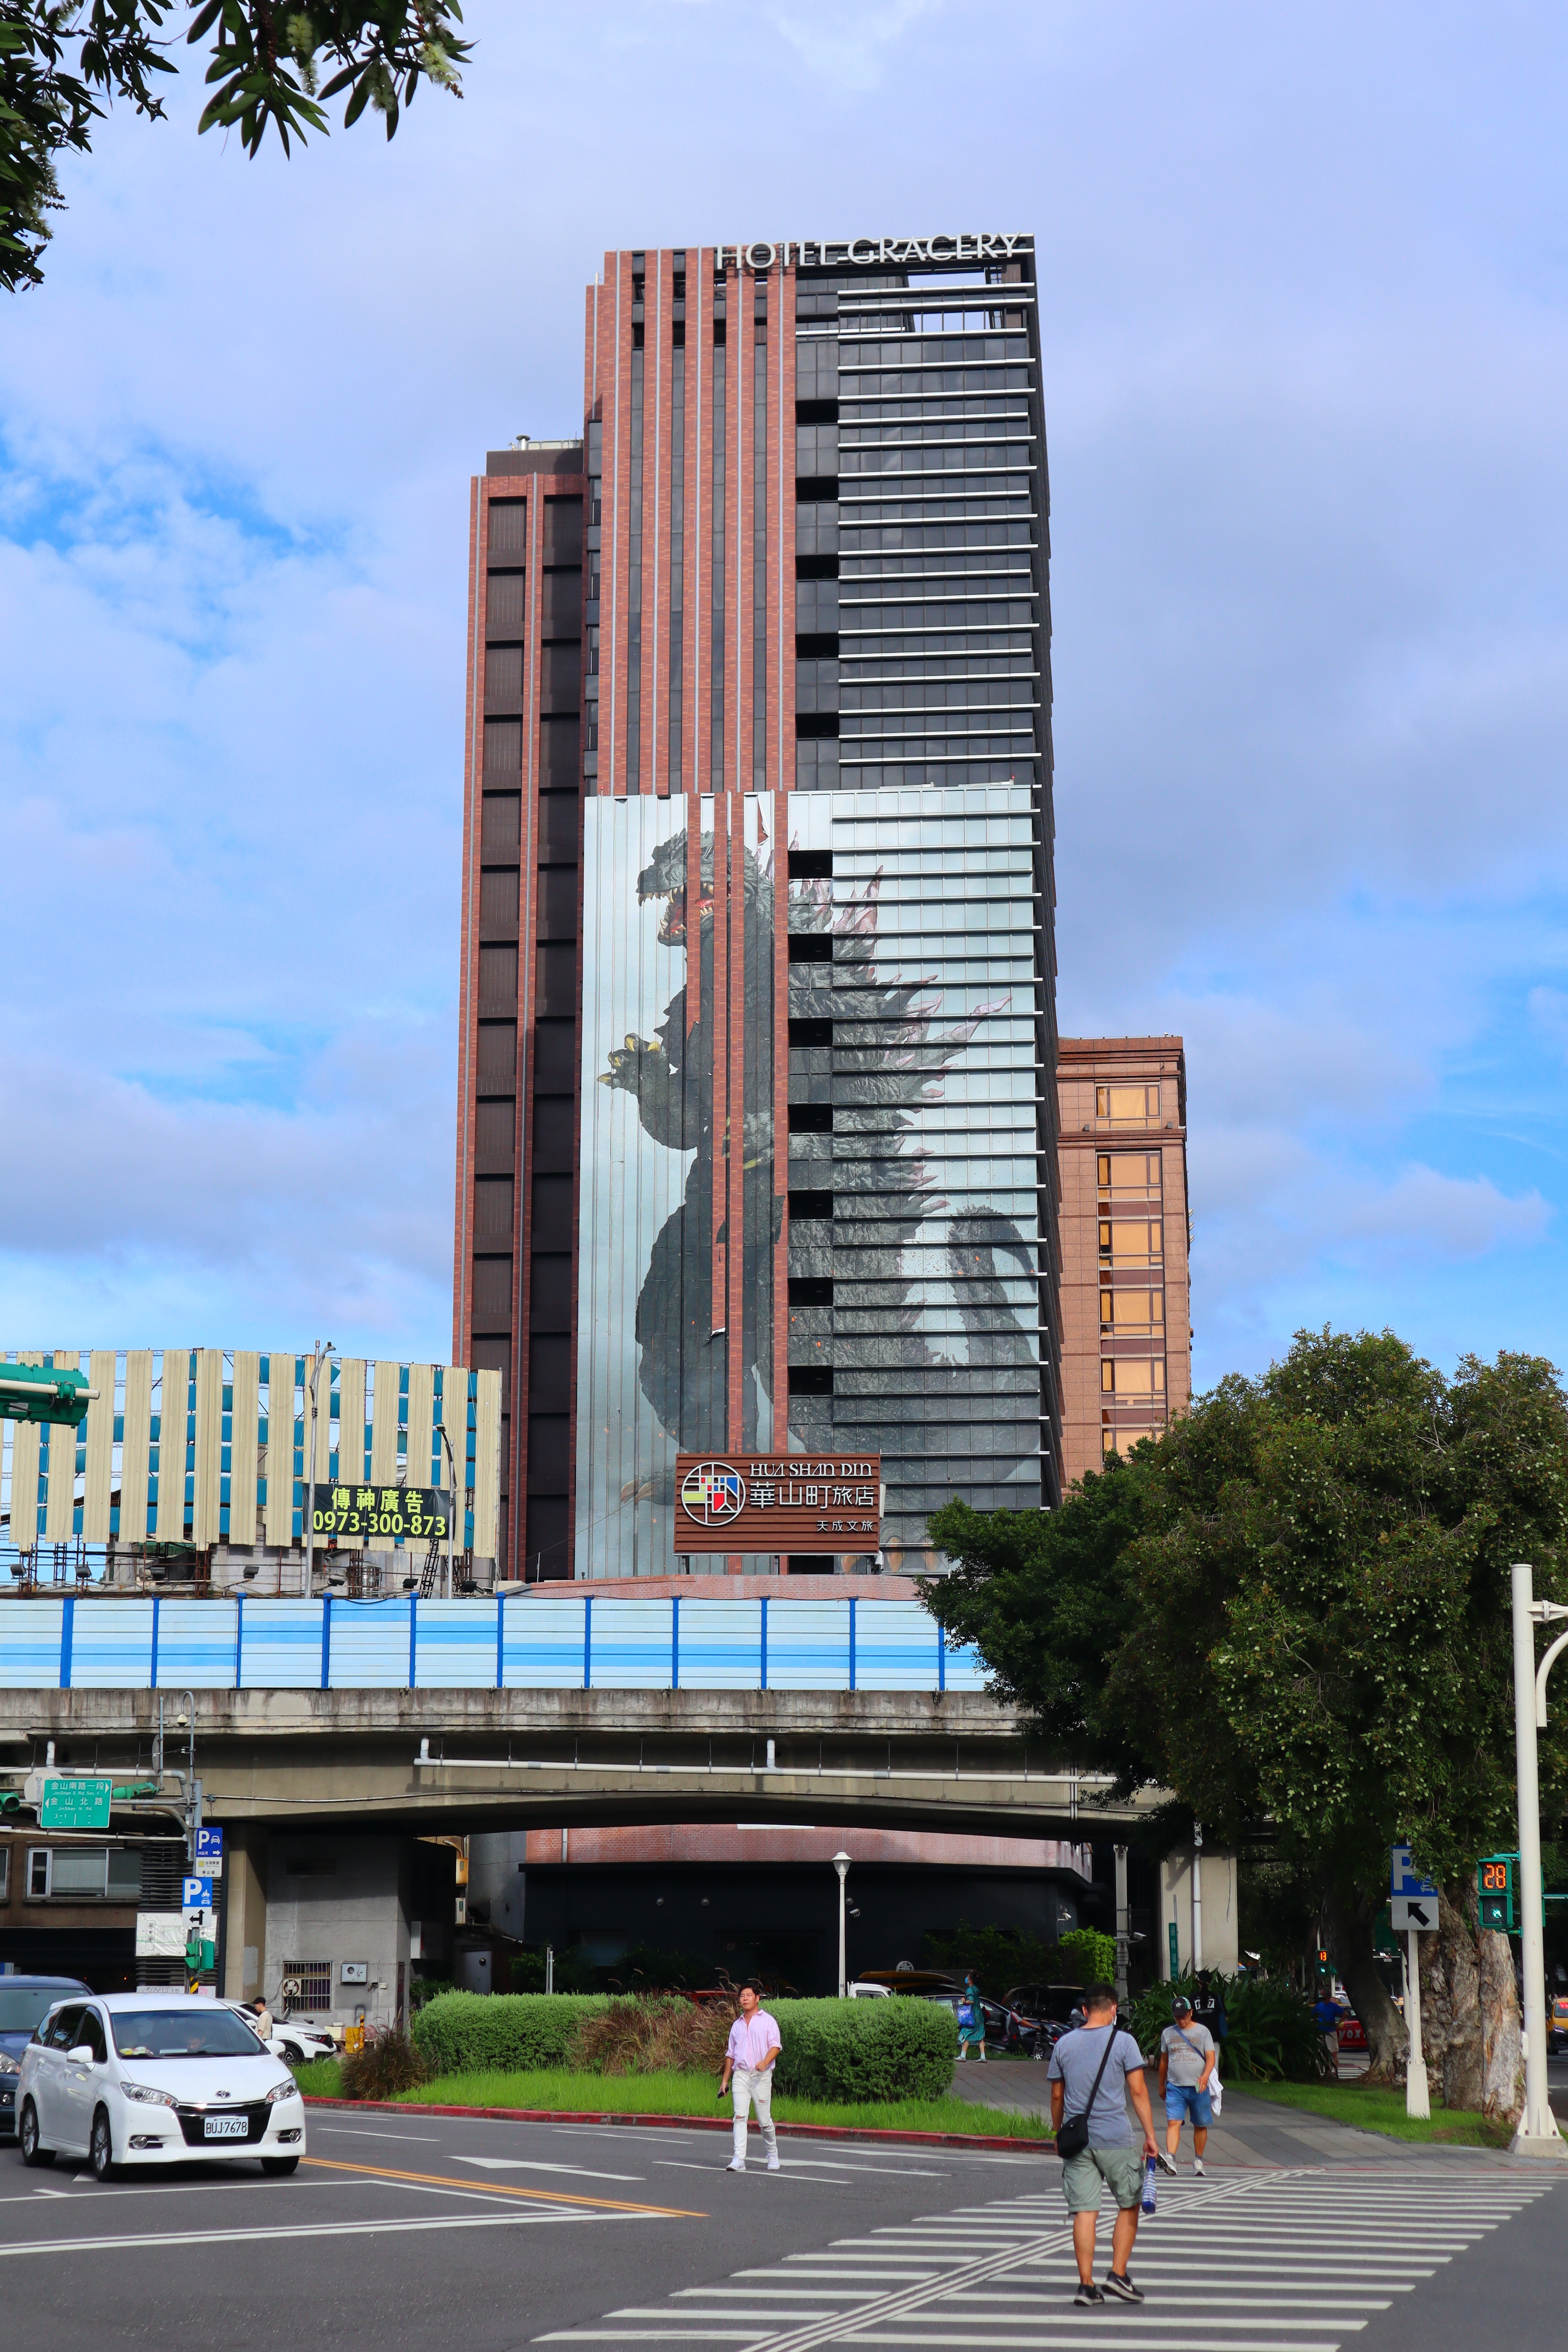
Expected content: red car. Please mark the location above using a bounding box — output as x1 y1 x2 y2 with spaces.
1336 2014 1367 2051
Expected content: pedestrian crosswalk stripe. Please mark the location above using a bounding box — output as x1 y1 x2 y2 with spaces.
534 2170 1551 2350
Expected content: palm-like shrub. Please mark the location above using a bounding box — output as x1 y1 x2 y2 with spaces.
1125 1972 1330 2082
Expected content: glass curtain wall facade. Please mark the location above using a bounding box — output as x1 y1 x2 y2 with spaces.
457 237 1062 1581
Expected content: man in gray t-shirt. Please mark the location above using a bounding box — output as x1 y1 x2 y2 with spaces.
1047 1984 1158 2307
1156 1995 1216 2175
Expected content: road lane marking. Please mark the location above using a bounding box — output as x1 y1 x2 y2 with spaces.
0 2212 588 2260
0 2179 381 2207
301 2154 703 2217
453 2158 646 2181
318 2126 446 2142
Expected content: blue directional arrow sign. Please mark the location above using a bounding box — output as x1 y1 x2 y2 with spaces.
1391 1844 1439 1900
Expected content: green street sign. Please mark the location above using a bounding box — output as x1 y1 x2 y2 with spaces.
1167 1921 1180 1978
0 1365 94 1428
39 1776 113 1831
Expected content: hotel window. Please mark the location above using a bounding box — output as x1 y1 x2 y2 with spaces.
1100 1219 1163 1267
1097 1152 1162 1194
1101 1359 1166 1396
1100 1290 1165 1333
1097 1084 1160 1120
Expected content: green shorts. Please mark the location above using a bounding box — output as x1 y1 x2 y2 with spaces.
1061 2144 1144 2214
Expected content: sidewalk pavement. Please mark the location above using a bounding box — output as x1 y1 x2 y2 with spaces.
947 2059 1537 2169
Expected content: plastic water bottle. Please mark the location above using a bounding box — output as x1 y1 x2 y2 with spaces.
1142 2154 1158 2214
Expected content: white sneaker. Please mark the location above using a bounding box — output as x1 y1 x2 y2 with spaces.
766 2156 781 2172
1193 2157 1206 2176
728 2159 746 2172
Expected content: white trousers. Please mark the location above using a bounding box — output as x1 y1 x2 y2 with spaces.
731 2065 778 2163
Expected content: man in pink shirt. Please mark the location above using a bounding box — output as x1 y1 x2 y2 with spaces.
720 1980 782 2172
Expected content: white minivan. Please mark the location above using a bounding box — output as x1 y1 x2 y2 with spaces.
17 1993 307 2180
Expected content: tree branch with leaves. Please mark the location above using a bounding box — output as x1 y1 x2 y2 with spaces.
1 1 468 290
922 1330 1568 2103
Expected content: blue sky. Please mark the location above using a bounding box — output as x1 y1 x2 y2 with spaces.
2 1 1565 1390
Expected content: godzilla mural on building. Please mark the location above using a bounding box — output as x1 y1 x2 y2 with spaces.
592 802 1042 1557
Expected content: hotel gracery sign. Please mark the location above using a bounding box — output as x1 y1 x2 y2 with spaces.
715 234 1031 272
673 1453 881 1554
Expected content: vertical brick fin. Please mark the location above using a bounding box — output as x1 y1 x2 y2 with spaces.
649 248 670 798
725 794 746 1454
455 474 484 1365
694 249 715 800
732 292 748 809
710 791 730 1341
771 787 791 1454
686 793 703 1039
606 251 631 796
728 268 744 797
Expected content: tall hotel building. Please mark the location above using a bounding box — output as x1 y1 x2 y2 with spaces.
454 235 1063 1581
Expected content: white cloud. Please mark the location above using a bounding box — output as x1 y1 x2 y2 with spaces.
1528 986 1568 1061
763 0 942 91
2 0 1566 1387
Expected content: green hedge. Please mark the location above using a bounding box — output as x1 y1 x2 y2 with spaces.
411 1992 607 2074
409 1990 956 2104
771 1997 956 2103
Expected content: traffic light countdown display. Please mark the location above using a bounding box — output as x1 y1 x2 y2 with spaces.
1478 1855 1515 1933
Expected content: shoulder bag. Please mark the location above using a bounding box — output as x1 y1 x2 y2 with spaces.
1055 2027 1119 2159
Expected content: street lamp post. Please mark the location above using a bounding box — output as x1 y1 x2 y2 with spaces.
833 1853 851 1998
1509 1563 1568 2154
1113 1844 1130 2004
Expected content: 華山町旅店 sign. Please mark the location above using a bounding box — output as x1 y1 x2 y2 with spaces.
672 1454 880 1554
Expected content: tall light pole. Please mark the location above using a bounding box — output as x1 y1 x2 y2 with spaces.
301 1341 334 1596
833 1852 851 1998
1509 1563 1568 2153
1113 1844 1130 2004
438 1424 458 1601
1191 1820 1204 1974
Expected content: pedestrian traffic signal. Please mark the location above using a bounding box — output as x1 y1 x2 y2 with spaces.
1477 1855 1515 1932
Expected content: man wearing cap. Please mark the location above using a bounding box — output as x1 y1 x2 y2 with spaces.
1156 1994 1216 2176
720 1980 782 2173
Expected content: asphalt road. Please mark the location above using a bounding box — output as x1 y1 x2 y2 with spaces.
2 2104 1564 2352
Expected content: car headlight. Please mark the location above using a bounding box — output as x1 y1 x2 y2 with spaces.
265 2079 301 2104
121 2082 179 2107
0 2054 19 2077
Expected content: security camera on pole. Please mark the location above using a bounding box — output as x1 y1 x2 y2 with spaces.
1507 1563 1568 2156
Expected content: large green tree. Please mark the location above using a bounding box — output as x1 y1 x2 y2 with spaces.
2 2 468 291
925 1331 1568 2092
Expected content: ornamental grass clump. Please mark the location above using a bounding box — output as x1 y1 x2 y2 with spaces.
572 1996 734 2077
340 2029 432 2100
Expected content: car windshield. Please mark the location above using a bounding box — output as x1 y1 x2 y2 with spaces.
0 1989 77 2034
111 2009 272 2059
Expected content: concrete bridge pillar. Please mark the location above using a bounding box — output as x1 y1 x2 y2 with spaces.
221 1824 270 2004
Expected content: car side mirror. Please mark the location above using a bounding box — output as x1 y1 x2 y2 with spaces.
67 2045 94 2065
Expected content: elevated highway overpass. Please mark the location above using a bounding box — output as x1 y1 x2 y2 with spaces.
0 1592 1187 2009
0 1679 1161 1841
0 1590 1162 1838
